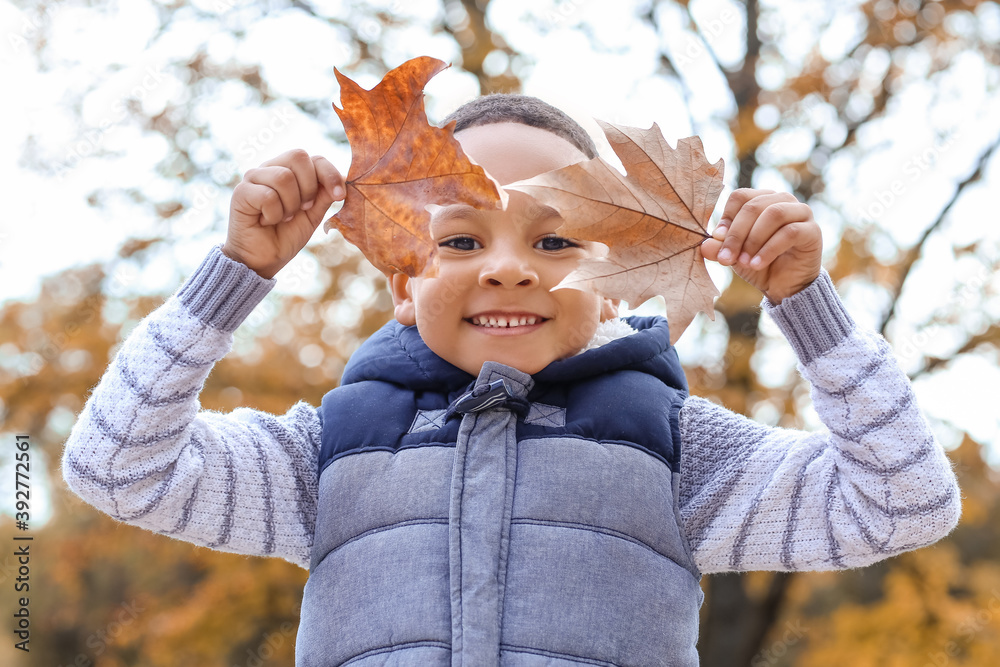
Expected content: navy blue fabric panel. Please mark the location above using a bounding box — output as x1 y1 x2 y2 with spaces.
666 392 685 471
318 382 415 466
341 320 474 391
621 316 689 395
532 316 687 394
318 383 466 473
523 369 680 468
398 390 463 448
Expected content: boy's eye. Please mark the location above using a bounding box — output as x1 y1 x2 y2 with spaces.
535 236 579 251
440 237 482 251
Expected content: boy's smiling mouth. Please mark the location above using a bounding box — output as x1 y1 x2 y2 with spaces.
466 312 549 329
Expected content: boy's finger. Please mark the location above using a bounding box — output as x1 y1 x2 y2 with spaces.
246 166 304 220
746 222 812 269
274 149 321 212
232 181 286 226
717 192 790 266
738 200 812 264
298 156 345 227
287 149 321 207
717 188 774 237
700 237 723 263
314 155 346 201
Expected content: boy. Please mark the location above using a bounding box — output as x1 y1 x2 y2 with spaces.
62 94 960 666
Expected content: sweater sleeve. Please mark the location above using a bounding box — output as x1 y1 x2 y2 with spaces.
61 246 321 569
678 270 961 574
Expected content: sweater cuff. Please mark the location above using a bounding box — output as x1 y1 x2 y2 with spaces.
175 245 276 332
762 269 855 365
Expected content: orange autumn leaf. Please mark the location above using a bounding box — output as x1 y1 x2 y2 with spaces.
508 122 723 343
325 56 505 277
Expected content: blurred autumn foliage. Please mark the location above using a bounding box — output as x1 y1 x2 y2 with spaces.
0 240 393 667
3 0 1000 665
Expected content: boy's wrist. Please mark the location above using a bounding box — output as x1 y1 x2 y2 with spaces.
221 241 283 280
176 245 276 332
763 273 818 305
219 242 244 265
762 269 855 364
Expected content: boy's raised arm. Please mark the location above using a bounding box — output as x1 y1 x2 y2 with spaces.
681 190 960 573
61 151 346 568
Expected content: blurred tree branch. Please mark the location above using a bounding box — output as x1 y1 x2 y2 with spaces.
441 0 521 93
880 131 1000 336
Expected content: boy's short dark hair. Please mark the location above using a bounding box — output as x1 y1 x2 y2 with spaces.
442 93 599 159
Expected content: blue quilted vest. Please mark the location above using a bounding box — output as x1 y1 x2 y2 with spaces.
296 316 702 666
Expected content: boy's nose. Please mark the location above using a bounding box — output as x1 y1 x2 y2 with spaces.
479 251 539 288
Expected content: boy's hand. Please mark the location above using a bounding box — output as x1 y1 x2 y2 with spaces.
701 188 822 303
223 149 346 279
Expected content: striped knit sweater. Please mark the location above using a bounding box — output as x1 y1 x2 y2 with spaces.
61 246 961 574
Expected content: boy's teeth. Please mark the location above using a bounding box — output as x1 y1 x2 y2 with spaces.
474 316 539 328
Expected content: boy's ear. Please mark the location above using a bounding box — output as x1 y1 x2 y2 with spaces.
390 273 417 326
600 297 621 322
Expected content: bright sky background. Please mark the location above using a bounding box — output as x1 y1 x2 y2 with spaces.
1 0 999 522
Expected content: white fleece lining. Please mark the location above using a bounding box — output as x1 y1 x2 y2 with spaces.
576 317 637 354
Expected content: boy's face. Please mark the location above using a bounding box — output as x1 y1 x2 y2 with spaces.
390 122 619 377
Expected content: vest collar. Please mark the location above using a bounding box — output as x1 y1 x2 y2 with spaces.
340 316 686 395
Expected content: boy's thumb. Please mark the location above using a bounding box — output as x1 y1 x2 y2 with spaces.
700 236 722 263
